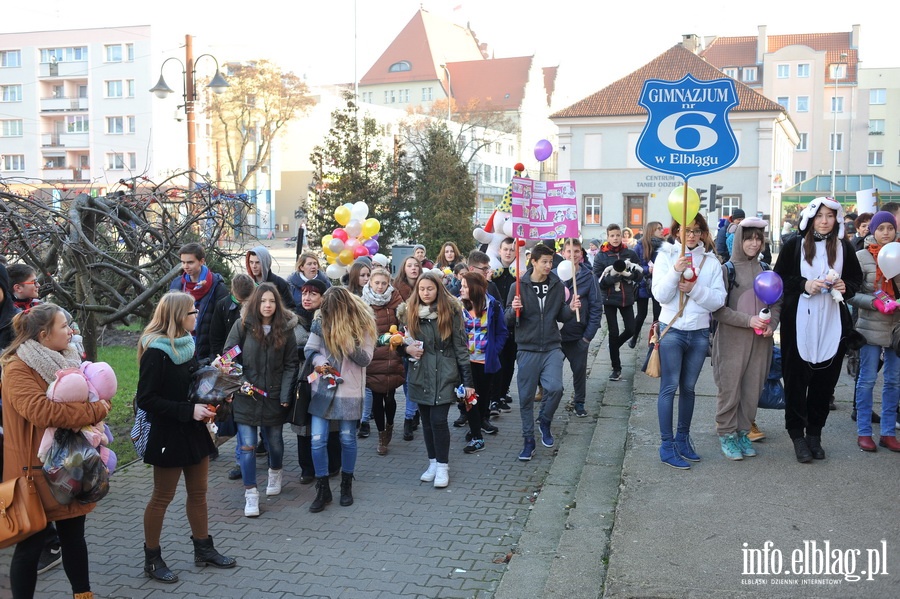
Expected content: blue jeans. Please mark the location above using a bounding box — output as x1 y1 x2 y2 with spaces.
310 416 357 477
403 361 418 419
237 424 283 488
362 387 373 421
855 344 900 437
657 325 709 441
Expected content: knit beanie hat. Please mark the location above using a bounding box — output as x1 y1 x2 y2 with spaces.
412 244 426 253
868 211 896 234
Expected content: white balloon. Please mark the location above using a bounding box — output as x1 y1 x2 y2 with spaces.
345 219 363 238
325 263 347 279
351 201 369 221
879 242 900 279
557 260 574 282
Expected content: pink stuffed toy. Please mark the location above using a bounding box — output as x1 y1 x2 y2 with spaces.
40 361 119 474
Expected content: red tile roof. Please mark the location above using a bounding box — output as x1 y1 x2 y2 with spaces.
552 44 785 119
445 56 533 111
360 9 485 86
702 32 858 83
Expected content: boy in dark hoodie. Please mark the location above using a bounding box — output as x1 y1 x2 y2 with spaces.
506 244 579 461
245 245 296 311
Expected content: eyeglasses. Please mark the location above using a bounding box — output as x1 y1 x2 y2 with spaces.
471 265 492 274
684 228 703 236
21 280 40 286
188 310 199 315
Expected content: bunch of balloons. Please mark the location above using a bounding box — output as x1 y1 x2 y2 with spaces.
320 201 382 279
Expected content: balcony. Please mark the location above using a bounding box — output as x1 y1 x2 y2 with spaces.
40 169 89 182
41 132 89 148
41 97 88 112
39 62 88 78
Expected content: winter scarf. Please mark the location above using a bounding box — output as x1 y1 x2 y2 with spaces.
418 304 439 320
15 339 81 384
362 284 395 307
867 244 896 299
142 335 195 365
179 266 214 302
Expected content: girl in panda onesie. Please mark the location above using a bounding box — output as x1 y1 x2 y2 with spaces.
773 198 862 463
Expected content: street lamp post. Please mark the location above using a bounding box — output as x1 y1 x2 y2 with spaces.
830 52 848 197
150 34 229 188
439 63 452 125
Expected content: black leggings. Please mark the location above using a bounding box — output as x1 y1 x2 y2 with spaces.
633 297 661 341
419 403 451 463
371 389 397 432
11 516 90 598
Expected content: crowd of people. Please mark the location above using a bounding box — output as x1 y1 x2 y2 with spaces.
2 196 899 597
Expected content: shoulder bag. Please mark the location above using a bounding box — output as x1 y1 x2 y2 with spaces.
0 427 48 549
641 301 690 379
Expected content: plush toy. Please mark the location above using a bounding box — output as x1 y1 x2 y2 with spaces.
314 364 343 389
824 269 843 303
40 362 118 474
377 325 406 350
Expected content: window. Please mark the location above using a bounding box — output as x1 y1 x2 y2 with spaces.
127 80 135 98
495 142 502 154
421 87 433 101
777 96 789 110
831 96 843 113
41 47 88 62
107 116 124 134
796 133 808 151
105 80 123 98
1 119 23 136
794 171 808 185
723 67 738 79
388 61 411 72
868 151 884 166
721 197 742 218
1 84 22 102
482 164 491 184
797 96 809 112
506 167 511 181
399 89 409 103
583 196 602 225
797 64 810 78
742 67 757 82
508 145 514 157
1 49 21 68
66 115 89 133
106 153 136 170
870 119 885 135
126 43 134 61
830 133 843 152
2 155 25 171
127 116 136 133
830 63 847 79
384 90 396 104
78 85 88 98
777 64 790 78
870 89 886 105
361 91 373 103
104 44 122 62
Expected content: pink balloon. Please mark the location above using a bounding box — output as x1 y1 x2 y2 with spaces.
353 245 369 258
534 139 553 162
332 228 348 242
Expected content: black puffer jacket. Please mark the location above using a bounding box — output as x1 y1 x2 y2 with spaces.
594 243 643 307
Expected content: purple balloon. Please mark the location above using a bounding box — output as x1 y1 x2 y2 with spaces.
534 139 553 162
753 271 784 305
363 239 379 255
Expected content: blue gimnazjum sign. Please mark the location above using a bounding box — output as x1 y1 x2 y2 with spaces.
636 74 739 180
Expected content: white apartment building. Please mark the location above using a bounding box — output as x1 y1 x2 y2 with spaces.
859 68 900 184
0 25 220 198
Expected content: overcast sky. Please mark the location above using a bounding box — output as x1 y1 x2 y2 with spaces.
4 0 894 104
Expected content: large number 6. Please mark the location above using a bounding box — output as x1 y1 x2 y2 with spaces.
657 111 718 152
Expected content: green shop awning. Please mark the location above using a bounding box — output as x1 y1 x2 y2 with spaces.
781 174 900 205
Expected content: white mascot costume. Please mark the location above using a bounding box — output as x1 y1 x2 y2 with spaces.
473 163 534 273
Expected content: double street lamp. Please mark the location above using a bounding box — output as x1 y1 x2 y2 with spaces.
150 34 229 187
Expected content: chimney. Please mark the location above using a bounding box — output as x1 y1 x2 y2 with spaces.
851 24 860 52
757 25 767 64
681 34 701 53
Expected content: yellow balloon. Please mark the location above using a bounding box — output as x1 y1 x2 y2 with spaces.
326 254 336 264
667 185 700 225
323 245 336 256
321 234 333 247
361 218 381 238
334 205 351 226
338 249 354 265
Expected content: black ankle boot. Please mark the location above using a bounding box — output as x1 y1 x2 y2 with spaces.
310 477 332 513
412 411 420 430
805 435 825 459
340 472 354 506
403 418 414 441
143 544 178 583
192 535 237 568
792 438 813 463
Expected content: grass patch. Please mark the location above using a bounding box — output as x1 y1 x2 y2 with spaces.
97 345 139 466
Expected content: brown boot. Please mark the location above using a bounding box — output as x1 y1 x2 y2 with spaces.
376 430 388 455
73 593 94 599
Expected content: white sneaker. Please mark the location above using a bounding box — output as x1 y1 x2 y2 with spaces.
420 459 437 482
266 468 283 496
433 463 449 488
244 488 260 517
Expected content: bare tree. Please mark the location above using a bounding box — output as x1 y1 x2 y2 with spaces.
207 60 316 192
0 173 251 360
